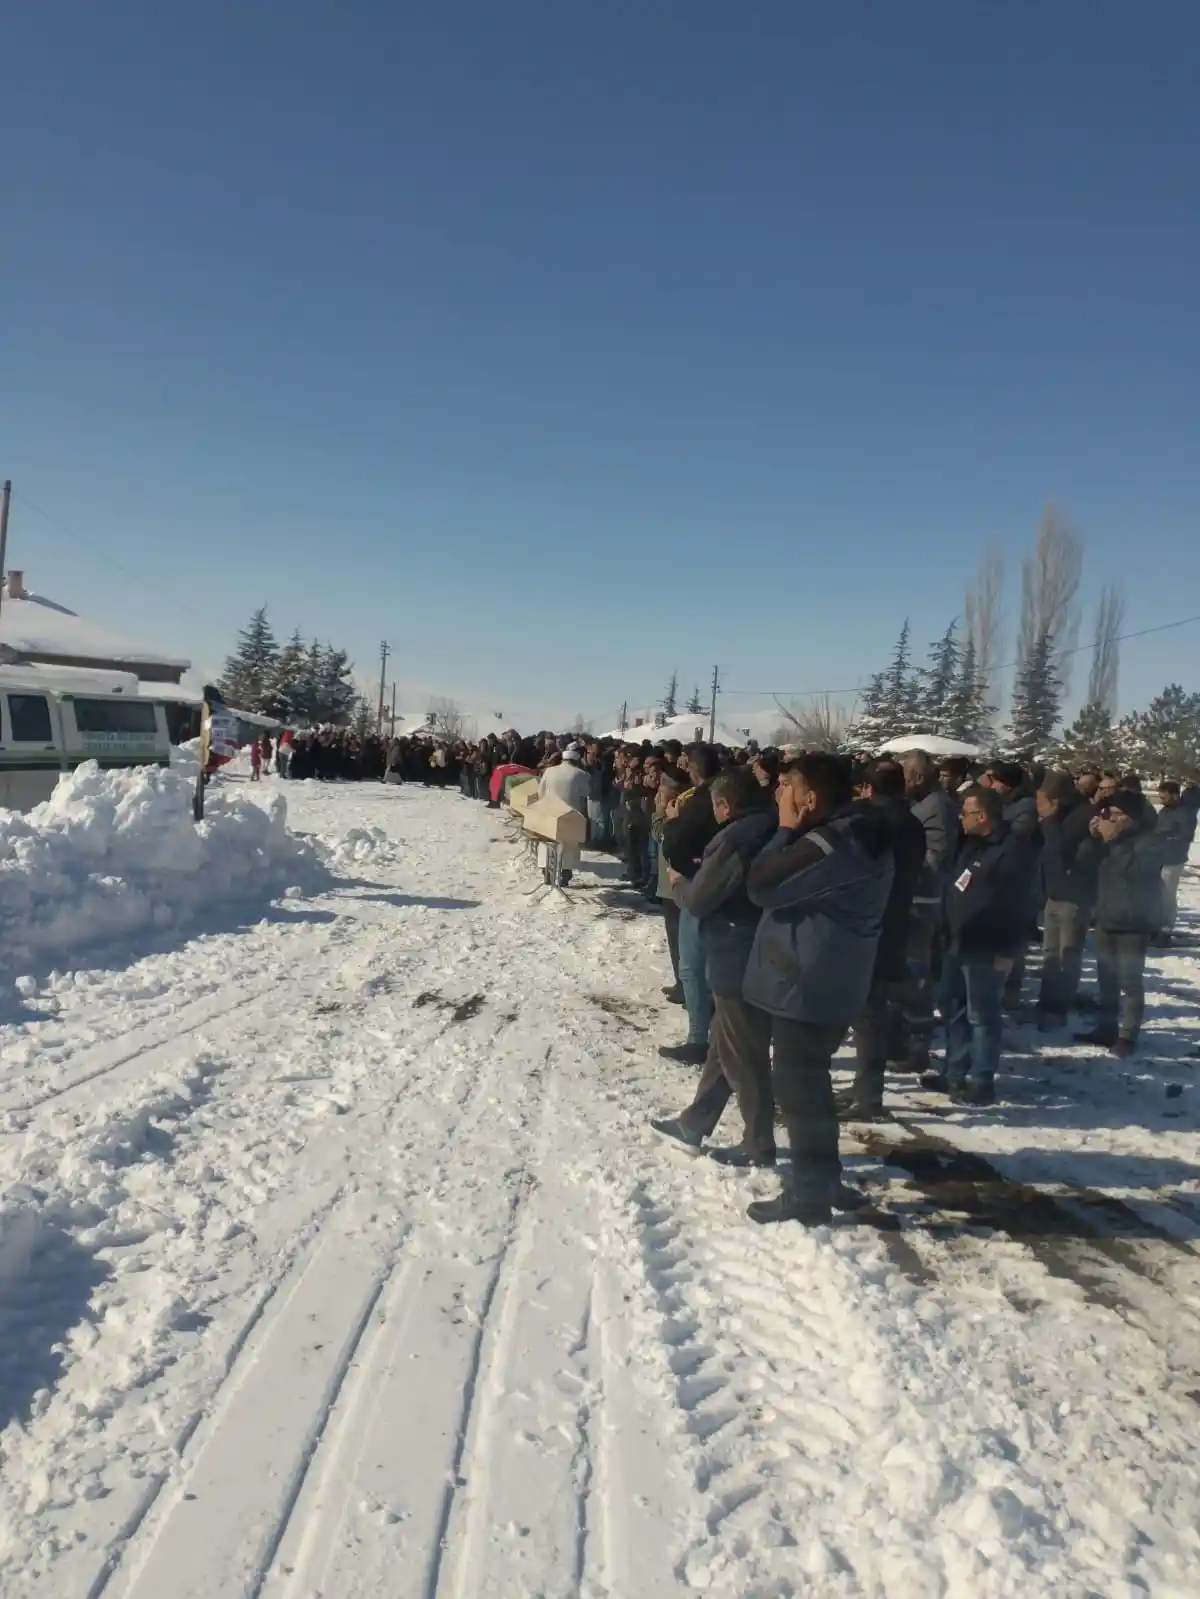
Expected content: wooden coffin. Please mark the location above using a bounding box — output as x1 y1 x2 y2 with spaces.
523 794 588 847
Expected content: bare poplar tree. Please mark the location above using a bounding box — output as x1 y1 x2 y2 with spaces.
1017 502 1084 690
426 696 466 741
964 543 1005 700
1085 580 1126 714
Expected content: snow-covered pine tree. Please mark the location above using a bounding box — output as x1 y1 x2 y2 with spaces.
662 672 679 718
317 645 358 725
915 621 962 735
294 640 325 724
1123 685 1200 780
1002 626 1063 761
945 637 993 747
264 628 307 721
845 670 889 750
1052 700 1120 770
685 685 704 716
218 605 279 712
879 619 919 741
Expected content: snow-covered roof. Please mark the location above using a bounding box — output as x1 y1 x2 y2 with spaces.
877 734 982 758
600 712 752 746
0 588 191 672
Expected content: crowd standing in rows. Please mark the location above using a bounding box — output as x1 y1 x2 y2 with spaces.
245 720 1199 1228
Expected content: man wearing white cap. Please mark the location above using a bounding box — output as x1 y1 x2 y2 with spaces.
537 745 590 886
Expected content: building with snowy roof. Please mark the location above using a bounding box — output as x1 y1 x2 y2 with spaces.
0 570 191 684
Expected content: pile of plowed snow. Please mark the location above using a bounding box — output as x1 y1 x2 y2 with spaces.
0 761 326 970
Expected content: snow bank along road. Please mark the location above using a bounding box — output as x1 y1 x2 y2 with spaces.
2 781 1200 1598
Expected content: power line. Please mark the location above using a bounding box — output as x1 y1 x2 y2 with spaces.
723 611 1200 699
11 487 217 625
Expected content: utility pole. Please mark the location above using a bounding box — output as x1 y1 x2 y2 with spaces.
0 480 11 621
390 682 396 734
708 663 720 744
619 699 628 734
376 641 390 735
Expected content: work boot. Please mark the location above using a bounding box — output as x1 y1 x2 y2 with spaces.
658 1042 708 1066
708 1144 776 1169
649 1116 705 1151
837 1096 886 1123
949 1080 996 1107
662 983 685 1005
747 1185 832 1226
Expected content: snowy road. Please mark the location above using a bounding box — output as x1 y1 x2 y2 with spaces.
3 780 1200 1597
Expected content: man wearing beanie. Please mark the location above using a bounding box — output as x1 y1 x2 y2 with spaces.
1035 771 1099 1029
1073 790 1163 1058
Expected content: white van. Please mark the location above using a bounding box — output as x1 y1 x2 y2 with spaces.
0 672 171 813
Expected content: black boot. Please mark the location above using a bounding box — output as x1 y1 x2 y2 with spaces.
649 1116 705 1151
658 1042 708 1065
662 983 685 1005
747 1186 833 1226
708 1144 775 1169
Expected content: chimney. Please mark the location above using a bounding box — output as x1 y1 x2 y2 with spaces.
6 571 25 600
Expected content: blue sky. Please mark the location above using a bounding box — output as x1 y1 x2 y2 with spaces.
2 0 1198 732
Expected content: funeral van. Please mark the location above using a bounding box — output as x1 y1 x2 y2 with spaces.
0 668 172 813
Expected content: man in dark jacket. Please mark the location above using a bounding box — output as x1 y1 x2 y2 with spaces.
1035 772 1099 1028
899 751 961 1072
926 785 1035 1105
1155 781 1197 944
1074 792 1163 1056
660 745 722 1063
982 761 1042 1008
741 754 894 1226
651 769 779 1162
837 760 928 1120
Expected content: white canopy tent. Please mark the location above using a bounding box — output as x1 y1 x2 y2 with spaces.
876 734 982 759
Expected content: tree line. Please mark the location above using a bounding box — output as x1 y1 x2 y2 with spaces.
218 606 360 726
841 503 1200 778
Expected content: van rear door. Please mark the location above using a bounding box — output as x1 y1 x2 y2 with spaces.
0 691 65 811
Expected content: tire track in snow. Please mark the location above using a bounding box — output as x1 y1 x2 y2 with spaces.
87 1005 517 1599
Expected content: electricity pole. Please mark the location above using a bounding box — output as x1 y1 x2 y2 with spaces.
376 641 390 734
0 480 11 620
390 682 396 733
708 663 720 744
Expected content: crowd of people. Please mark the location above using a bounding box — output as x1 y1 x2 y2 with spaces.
243 718 1198 1227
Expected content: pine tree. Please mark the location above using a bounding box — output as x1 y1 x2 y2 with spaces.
879 620 919 740
218 605 279 712
915 621 962 735
1123 684 1200 780
662 671 679 718
264 628 307 721
1053 700 1120 770
685 685 704 716
316 645 357 726
1003 626 1063 760
945 637 993 746
846 670 890 750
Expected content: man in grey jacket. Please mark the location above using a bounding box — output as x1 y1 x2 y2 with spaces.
899 750 961 1071
741 754 895 1226
650 768 779 1164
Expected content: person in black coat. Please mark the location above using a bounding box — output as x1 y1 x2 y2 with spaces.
659 745 723 1060
982 761 1042 1009
650 769 779 1162
1074 791 1164 1055
1035 772 1099 1027
927 785 1036 1105
838 760 928 1119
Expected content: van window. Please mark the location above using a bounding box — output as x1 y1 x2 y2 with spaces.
73 699 160 735
7 694 53 743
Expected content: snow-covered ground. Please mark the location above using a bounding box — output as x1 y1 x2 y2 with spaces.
2 775 1199 1598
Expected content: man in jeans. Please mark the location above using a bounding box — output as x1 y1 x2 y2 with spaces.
659 746 721 1063
925 786 1035 1106
650 768 778 1163
1035 772 1098 1029
741 754 894 1225
1075 791 1164 1058
900 751 961 1071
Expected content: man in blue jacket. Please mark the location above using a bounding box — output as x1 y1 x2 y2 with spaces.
741 754 894 1226
925 785 1035 1105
